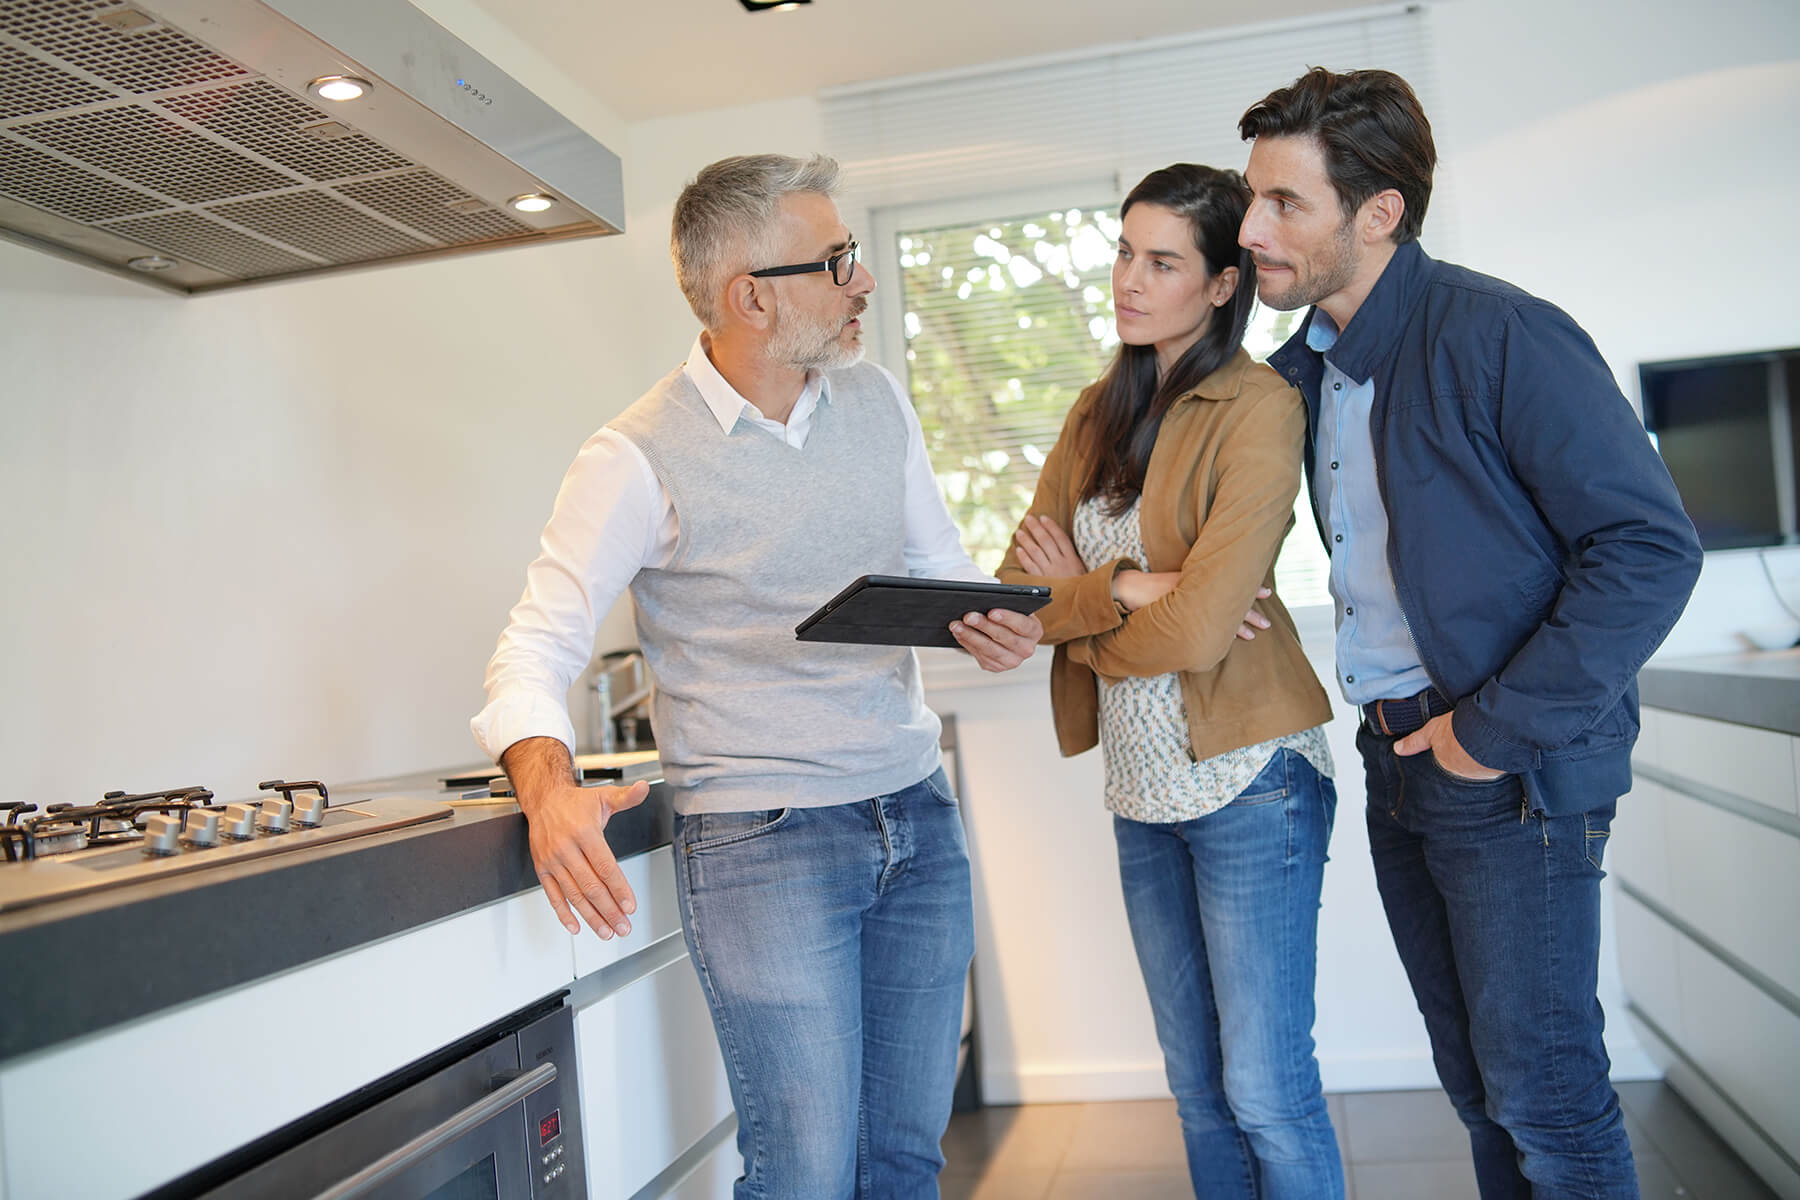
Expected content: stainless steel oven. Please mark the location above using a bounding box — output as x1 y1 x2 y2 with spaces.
156 998 586 1200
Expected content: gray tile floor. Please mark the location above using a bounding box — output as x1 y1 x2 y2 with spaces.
939 1081 1779 1199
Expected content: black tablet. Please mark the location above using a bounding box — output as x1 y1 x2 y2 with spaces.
795 574 1052 648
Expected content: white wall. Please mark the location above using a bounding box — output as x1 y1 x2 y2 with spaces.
0 49 645 796
1427 0 1800 658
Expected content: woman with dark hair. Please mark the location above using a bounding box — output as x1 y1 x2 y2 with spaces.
997 163 1343 1198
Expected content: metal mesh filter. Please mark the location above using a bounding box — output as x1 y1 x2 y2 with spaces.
107 207 314 278
0 130 162 221
159 81 412 181
15 103 294 203
209 188 426 263
0 39 113 121
0 0 243 95
337 171 529 247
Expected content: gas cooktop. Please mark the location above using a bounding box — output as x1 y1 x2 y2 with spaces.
0 780 450 915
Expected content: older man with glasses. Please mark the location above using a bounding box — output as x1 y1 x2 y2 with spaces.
471 153 1044 1199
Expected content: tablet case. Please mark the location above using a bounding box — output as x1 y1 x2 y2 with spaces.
795 574 1052 648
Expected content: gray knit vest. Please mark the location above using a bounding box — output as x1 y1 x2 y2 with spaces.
609 360 942 814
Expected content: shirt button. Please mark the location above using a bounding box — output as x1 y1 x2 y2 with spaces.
1333 381 1342 390
1345 606 1354 615
1346 674 1356 683
1330 461 1339 470
1334 534 1343 542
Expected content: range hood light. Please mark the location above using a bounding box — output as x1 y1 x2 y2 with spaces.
127 255 178 272
307 75 371 102
509 193 556 214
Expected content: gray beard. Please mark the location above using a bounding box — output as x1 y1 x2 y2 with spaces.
768 308 865 371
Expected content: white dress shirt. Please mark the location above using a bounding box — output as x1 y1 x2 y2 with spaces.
471 334 989 762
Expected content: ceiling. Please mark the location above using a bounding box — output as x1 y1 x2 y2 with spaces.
474 0 1386 122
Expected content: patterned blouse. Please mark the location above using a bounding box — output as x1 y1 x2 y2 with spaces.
1072 494 1333 824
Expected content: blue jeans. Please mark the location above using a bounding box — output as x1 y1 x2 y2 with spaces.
1113 747 1344 1199
673 767 974 1200
1358 724 1638 1200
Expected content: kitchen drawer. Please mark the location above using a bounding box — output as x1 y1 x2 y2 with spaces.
665 1126 742 1199
574 954 732 1200
1638 707 1800 818
572 845 683 977
1617 889 1686 1049
1661 790 1800 999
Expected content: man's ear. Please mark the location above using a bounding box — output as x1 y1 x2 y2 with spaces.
723 274 774 331
1362 189 1405 244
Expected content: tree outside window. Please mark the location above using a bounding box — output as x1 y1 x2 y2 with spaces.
897 206 1328 607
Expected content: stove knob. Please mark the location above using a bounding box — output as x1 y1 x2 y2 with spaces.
221 803 259 840
292 794 327 828
183 809 221 847
142 813 182 856
258 798 292 834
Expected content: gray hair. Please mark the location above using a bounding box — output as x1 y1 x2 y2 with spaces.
671 153 842 330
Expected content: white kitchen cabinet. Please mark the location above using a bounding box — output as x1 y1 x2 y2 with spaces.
1618 671 1800 1200
0 890 575 1200
570 844 734 1200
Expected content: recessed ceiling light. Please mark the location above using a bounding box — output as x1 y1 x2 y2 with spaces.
509 193 556 213
126 255 176 272
739 0 810 10
307 75 371 102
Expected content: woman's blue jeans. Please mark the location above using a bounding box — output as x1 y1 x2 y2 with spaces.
1113 747 1345 1199
673 768 974 1200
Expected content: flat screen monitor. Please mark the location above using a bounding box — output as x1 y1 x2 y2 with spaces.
1639 347 1800 551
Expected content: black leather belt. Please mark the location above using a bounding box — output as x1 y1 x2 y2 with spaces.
1362 687 1454 737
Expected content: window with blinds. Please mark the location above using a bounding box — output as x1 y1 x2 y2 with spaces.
895 203 1331 604
828 4 1438 606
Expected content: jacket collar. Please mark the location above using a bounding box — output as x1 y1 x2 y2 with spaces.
1183 346 1256 402
1306 239 1434 384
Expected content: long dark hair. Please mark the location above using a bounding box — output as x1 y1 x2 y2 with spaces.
1079 164 1257 515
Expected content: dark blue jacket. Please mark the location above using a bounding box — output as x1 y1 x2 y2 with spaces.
1268 241 1702 815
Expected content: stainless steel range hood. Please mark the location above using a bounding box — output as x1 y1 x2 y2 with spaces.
0 0 624 294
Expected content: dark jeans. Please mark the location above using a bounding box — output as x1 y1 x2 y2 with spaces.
1358 724 1638 1200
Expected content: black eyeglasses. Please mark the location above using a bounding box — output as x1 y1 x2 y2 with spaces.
748 240 860 286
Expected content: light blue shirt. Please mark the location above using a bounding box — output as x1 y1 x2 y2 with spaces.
1308 310 1431 706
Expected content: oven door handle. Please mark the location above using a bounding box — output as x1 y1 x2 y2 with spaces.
311 1061 559 1200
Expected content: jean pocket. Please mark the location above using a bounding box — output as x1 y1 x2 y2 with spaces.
681 808 792 855
1230 748 1293 808
920 767 958 806
1421 751 1511 788
1583 812 1611 871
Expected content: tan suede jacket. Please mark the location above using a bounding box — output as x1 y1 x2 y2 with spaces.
997 347 1332 760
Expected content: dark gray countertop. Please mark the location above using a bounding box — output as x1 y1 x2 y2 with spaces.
1639 649 1800 735
0 766 672 1063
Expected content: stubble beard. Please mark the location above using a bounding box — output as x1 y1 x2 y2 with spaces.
768 301 868 371
1260 216 1359 312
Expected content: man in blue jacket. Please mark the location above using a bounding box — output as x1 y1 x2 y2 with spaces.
1238 68 1702 1198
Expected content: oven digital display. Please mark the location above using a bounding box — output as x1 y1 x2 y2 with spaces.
538 1108 561 1146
